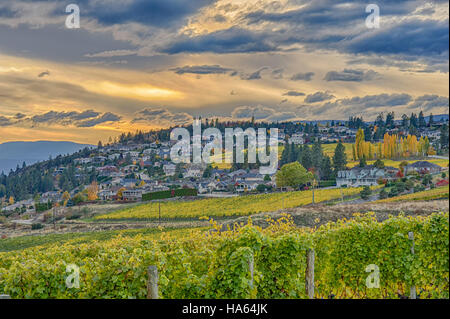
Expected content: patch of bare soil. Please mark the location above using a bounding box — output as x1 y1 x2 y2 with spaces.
220 200 449 230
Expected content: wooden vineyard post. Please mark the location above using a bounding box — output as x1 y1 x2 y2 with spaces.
249 253 254 289
408 232 416 299
147 266 159 299
305 248 315 299
158 201 161 224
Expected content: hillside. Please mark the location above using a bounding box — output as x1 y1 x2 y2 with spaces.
0 141 93 174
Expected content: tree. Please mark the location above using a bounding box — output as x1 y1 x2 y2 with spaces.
62 191 71 206
256 184 266 193
359 155 367 167
418 111 426 128
440 124 449 150
360 186 372 200
276 162 313 189
379 188 388 199
355 128 365 160
398 161 408 173
87 181 98 201
428 113 434 127
117 187 126 200
299 145 313 170
333 141 347 173
320 156 333 180
374 159 385 169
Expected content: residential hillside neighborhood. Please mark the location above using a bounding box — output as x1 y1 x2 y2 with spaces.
0 112 448 215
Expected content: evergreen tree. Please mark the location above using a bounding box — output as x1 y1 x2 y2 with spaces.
320 156 333 180
418 111 426 128
333 141 347 172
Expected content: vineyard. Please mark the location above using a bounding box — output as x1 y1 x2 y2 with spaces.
94 187 372 220
0 213 448 299
376 186 449 203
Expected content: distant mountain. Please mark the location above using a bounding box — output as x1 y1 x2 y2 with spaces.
0 141 94 174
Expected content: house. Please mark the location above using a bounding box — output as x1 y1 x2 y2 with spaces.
163 163 177 176
197 182 210 194
40 191 62 203
74 158 92 165
288 133 304 145
336 166 393 187
108 153 121 161
228 169 247 180
207 181 228 192
405 161 442 175
123 165 139 174
235 181 260 192
122 189 143 201
98 190 115 201
436 180 449 187
184 164 205 178
120 178 139 188
236 173 264 183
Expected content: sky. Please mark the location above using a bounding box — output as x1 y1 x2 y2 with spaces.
0 0 448 144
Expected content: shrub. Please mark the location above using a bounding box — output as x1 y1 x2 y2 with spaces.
31 223 44 230
360 186 372 200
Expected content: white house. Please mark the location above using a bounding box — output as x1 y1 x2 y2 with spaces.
336 166 389 187
163 163 177 176
288 133 304 145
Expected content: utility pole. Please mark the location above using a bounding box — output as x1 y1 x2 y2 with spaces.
53 206 56 231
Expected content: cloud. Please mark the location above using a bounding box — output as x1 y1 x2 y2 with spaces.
240 67 268 80
77 112 122 127
324 69 380 82
132 108 193 127
231 105 297 122
283 91 305 97
0 116 14 127
290 72 315 81
408 94 449 111
271 68 284 79
340 93 413 108
62 0 216 29
37 70 50 78
161 27 276 54
14 113 26 119
171 64 233 75
305 91 335 103
29 110 121 127
84 50 137 58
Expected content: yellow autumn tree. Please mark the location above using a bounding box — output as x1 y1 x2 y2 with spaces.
87 181 98 201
